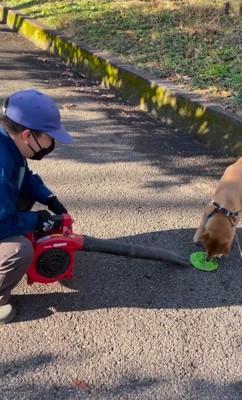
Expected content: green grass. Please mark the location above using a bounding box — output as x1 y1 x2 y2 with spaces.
6 0 242 115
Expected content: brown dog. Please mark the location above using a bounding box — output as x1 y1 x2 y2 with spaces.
193 157 242 259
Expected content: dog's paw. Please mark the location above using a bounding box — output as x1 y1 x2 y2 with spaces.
193 235 202 247
193 236 199 244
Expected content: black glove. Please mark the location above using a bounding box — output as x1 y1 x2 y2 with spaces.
36 210 60 233
47 196 67 215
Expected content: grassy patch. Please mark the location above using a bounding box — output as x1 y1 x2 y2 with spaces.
6 0 242 114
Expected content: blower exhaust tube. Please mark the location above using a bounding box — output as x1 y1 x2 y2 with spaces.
82 235 191 268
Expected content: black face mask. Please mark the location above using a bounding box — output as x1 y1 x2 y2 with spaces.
28 132 55 160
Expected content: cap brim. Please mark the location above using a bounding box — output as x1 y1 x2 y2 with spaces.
46 126 73 144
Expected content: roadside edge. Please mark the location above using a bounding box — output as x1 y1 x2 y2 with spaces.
1 3 241 155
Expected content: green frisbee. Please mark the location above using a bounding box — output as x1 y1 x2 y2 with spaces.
190 251 219 272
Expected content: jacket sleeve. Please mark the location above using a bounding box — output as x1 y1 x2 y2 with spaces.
0 174 38 240
19 164 53 205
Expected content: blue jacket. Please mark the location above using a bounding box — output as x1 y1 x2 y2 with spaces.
0 124 53 240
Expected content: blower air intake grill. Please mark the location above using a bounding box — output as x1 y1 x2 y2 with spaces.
36 249 71 279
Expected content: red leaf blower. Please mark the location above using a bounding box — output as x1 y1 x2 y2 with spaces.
25 214 191 285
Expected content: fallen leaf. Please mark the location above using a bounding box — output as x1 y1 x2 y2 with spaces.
73 379 87 390
78 73 87 79
61 71 73 77
37 57 48 62
63 103 77 110
60 19 69 28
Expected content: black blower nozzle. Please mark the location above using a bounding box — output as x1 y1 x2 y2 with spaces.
82 236 191 268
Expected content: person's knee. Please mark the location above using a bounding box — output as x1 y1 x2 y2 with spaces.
0 237 34 296
0 237 34 273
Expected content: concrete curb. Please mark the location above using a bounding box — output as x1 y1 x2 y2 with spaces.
1 2 242 156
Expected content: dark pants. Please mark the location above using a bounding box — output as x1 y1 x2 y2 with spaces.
0 198 35 305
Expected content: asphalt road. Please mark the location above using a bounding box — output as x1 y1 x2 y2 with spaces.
1 23 242 400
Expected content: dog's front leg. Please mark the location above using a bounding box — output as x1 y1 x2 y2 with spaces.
193 213 207 243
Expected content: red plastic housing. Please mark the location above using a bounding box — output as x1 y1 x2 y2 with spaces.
25 214 84 285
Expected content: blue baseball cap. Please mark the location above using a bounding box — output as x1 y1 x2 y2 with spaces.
4 89 73 144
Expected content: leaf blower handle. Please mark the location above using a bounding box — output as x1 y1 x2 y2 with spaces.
82 236 191 268
52 215 64 223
